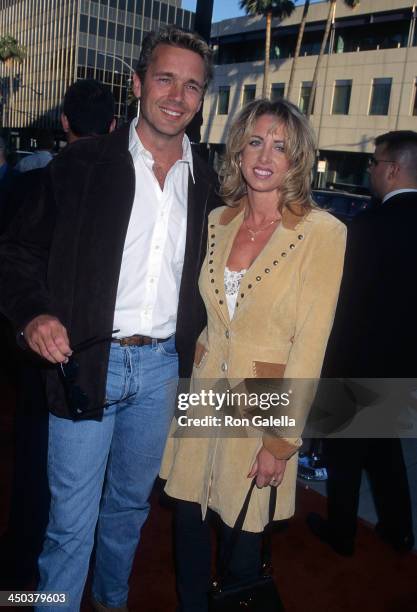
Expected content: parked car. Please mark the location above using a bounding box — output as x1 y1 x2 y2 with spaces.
312 189 374 222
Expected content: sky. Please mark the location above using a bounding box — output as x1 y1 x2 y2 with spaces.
180 0 322 24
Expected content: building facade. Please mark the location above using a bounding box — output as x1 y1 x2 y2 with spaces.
0 0 194 130
204 0 417 191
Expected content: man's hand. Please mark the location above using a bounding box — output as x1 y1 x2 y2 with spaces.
23 315 72 364
248 446 287 488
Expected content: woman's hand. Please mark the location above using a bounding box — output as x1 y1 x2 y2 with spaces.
248 446 287 488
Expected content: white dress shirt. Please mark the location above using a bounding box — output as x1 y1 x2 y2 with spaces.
113 118 193 338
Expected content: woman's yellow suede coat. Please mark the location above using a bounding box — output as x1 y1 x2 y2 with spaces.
161 200 346 532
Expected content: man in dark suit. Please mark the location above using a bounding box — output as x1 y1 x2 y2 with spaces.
0 27 219 611
308 130 416 556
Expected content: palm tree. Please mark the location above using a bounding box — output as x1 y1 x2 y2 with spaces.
240 0 295 98
287 0 310 101
306 0 359 117
0 35 26 126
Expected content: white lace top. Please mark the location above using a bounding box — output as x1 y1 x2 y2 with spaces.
224 267 247 319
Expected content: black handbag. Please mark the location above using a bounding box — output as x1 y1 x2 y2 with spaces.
209 479 285 612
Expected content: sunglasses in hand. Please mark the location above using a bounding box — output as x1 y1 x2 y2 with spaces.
59 330 119 419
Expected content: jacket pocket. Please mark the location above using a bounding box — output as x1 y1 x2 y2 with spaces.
252 361 286 379
194 341 208 369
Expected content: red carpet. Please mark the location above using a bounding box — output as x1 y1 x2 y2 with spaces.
1 387 416 612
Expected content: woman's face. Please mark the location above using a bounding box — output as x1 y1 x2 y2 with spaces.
239 114 290 197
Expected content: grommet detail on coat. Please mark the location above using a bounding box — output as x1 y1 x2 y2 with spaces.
289 244 295 250
209 260 213 264
265 268 270 273
211 234 215 238
210 251 214 255
298 234 304 240
221 362 228 372
241 293 244 298
273 260 278 266
211 279 214 283
281 252 287 257
225 330 230 339
215 289 219 294
210 224 215 228
209 269 214 273
210 243 215 248
248 283 252 288
219 300 223 305
256 276 261 281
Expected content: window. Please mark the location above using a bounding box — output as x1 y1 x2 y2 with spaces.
117 24 125 40
98 19 107 37
134 29 142 46
242 84 256 107
79 14 88 32
299 82 315 114
270 82 285 101
78 47 86 65
217 86 230 115
369 78 392 115
144 0 152 18
332 80 352 115
412 79 417 116
89 17 97 34
108 22 116 39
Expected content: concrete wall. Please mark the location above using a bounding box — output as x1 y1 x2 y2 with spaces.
204 0 417 153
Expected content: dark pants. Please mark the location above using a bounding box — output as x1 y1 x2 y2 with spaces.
324 438 413 546
0 364 50 588
174 500 262 612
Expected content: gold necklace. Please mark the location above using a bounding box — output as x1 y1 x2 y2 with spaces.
244 217 280 242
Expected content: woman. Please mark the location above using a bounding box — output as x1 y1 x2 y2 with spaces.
160 98 346 611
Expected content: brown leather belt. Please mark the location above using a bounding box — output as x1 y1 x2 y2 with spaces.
111 334 167 347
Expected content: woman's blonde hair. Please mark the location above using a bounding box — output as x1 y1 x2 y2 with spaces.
219 98 317 214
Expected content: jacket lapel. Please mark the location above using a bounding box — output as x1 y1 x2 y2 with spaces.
207 199 310 323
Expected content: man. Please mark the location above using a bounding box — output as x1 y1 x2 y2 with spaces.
308 130 416 556
0 27 219 610
0 79 116 590
1 80 116 234
60 78 116 144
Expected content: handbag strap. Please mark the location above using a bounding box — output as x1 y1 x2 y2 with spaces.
217 479 277 582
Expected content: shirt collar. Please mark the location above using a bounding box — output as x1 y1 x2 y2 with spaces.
382 188 417 204
128 117 194 183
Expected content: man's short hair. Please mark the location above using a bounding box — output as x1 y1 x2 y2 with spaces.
36 129 55 150
135 26 213 90
63 80 115 137
375 130 417 181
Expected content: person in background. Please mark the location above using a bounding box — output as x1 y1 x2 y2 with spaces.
161 98 346 612
0 79 116 591
0 27 219 611
308 130 416 556
15 130 55 173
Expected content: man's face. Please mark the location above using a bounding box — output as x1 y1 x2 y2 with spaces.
134 44 205 141
369 144 395 200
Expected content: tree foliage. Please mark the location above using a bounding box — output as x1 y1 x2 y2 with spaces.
0 35 26 66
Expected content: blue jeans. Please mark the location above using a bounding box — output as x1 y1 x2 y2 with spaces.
36 337 178 611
